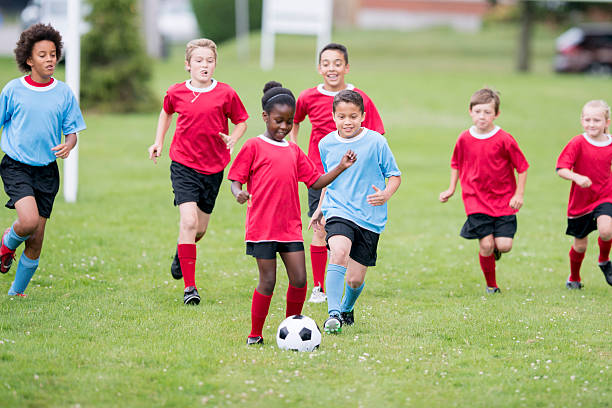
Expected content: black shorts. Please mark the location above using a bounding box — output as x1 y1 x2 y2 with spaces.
0 155 59 219
325 217 380 267
170 161 223 214
460 213 517 240
307 187 322 217
246 241 304 259
566 202 612 239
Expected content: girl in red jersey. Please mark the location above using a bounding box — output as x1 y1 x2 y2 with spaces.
228 81 356 345
556 100 612 289
148 39 248 305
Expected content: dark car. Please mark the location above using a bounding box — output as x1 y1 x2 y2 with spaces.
554 24 612 74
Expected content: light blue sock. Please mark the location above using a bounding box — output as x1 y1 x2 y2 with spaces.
341 282 365 313
325 264 346 316
8 253 39 295
4 224 29 251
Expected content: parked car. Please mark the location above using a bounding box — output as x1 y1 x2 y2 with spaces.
554 24 612 75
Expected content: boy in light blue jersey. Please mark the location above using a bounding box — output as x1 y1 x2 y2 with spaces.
0 24 86 296
310 90 401 333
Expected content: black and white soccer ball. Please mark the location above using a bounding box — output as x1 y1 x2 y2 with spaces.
276 314 321 352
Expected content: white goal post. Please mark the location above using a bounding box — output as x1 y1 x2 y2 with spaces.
64 0 81 203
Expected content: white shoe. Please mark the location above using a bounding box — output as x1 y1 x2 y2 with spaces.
308 286 327 303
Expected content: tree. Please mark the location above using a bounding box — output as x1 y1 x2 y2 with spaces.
190 0 262 44
80 0 156 112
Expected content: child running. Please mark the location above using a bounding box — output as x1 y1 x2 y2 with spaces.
228 81 356 345
289 43 385 304
310 89 401 334
439 88 528 294
556 99 612 289
148 38 248 305
0 24 86 296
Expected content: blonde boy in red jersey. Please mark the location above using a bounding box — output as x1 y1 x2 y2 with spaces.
556 100 612 289
439 88 529 294
289 43 384 303
148 39 248 305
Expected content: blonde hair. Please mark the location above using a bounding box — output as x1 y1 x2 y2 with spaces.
185 38 217 62
469 88 501 114
582 100 611 133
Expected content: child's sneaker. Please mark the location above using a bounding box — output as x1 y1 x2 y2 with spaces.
0 228 15 274
246 336 264 345
565 280 584 290
486 286 501 294
340 310 354 326
323 314 342 334
183 286 200 305
598 261 612 286
170 249 182 280
308 285 326 303
493 247 502 261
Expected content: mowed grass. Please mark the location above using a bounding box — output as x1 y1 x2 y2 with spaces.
0 24 611 407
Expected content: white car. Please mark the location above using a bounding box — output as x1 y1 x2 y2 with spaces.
157 0 199 44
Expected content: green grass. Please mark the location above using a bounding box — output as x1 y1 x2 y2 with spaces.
1 24 611 407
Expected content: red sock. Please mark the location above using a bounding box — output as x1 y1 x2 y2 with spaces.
479 254 497 288
569 247 586 282
598 237 611 263
310 245 327 291
250 289 272 338
286 284 307 317
178 244 197 288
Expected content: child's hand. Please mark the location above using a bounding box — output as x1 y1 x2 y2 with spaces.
51 143 73 159
236 190 251 204
509 194 523 210
439 189 454 203
367 185 390 206
575 174 592 188
308 208 324 232
148 143 162 163
219 132 235 153
339 150 357 169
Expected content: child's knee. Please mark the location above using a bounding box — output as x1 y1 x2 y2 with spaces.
329 247 349 265
346 277 363 288
179 214 198 231
573 239 588 253
479 239 495 255
599 229 612 241
497 241 513 253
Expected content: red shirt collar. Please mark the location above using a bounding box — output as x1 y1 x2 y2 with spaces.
24 75 54 87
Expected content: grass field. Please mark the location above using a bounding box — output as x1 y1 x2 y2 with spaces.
0 24 611 407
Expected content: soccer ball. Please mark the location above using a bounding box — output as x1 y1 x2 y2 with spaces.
276 314 321 352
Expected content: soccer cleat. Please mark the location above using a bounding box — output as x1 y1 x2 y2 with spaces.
486 286 501 294
598 261 612 286
493 247 502 261
323 315 342 334
308 285 327 303
170 249 182 280
340 309 354 326
0 228 16 274
565 280 584 290
183 286 200 305
246 336 264 345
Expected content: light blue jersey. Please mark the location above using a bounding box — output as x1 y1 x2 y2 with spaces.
319 128 401 234
0 77 86 166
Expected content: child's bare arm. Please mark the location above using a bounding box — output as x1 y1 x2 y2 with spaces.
289 123 300 144
308 188 326 232
557 168 592 188
310 150 357 189
148 109 173 163
219 122 248 154
230 180 250 204
439 168 459 202
52 133 77 159
510 170 528 210
367 175 401 206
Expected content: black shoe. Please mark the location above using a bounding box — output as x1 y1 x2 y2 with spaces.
565 280 584 290
340 310 354 326
171 249 182 280
486 286 501 294
493 248 502 261
246 336 264 345
598 260 612 286
323 314 342 334
183 286 200 305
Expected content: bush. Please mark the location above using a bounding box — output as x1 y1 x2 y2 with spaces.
190 0 262 44
80 0 156 112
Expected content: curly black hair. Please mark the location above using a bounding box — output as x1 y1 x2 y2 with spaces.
14 23 63 73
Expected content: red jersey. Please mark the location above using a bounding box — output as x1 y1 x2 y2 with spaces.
451 126 529 217
163 79 248 174
294 84 384 172
228 135 321 242
556 133 612 217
